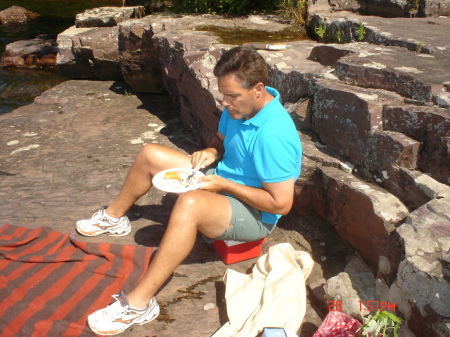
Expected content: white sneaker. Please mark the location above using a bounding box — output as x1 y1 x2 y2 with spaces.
76 208 131 237
87 290 160 336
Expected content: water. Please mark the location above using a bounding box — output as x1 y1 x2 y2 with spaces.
0 0 122 115
193 25 309 45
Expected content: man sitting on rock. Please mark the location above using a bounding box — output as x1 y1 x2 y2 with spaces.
76 46 302 335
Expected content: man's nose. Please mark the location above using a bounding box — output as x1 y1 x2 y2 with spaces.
220 96 230 108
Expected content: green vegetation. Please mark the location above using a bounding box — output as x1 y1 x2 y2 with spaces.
355 21 366 41
416 41 424 53
336 28 345 43
168 0 309 26
169 0 278 15
277 0 310 26
357 310 402 337
314 23 327 41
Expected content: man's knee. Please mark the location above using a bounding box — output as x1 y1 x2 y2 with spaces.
175 191 202 210
140 144 157 158
138 144 168 164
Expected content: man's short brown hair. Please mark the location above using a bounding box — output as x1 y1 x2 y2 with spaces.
213 47 268 89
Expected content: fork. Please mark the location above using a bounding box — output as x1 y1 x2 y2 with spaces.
187 166 200 181
188 158 206 180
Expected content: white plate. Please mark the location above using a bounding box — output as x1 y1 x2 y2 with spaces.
152 168 205 193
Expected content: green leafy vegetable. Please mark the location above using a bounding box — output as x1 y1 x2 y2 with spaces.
357 310 402 337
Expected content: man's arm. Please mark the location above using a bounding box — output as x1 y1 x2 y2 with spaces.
201 175 295 216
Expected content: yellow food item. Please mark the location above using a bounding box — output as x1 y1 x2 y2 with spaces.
164 171 182 181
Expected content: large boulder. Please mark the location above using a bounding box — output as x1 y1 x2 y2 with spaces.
333 46 447 103
364 0 450 17
0 6 39 25
1 34 57 68
324 255 377 322
57 26 122 80
123 0 170 13
118 18 167 94
328 0 450 17
75 6 146 28
383 104 450 186
309 78 402 162
56 6 147 80
305 43 450 205
307 13 450 55
376 190 450 337
422 0 450 16
306 165 409 267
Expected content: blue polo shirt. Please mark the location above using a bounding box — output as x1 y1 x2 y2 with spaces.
214 87 302 224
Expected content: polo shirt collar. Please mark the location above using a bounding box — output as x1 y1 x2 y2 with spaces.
242 86 280 127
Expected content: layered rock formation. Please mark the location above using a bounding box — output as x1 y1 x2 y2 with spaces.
2 3 447 336
75 6 146 28
56 6 146 80
330 0 450 17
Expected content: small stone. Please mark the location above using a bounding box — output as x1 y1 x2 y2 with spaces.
130 138 144 144
204 302 216 311
10 144 40 155
378 256 391 274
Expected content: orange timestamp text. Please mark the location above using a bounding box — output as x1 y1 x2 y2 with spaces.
328 300 397 312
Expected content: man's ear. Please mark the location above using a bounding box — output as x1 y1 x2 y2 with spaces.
254 82 264 98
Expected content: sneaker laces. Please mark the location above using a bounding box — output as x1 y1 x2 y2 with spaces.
108 291 148 320
91 208 107 221
94 207 119 223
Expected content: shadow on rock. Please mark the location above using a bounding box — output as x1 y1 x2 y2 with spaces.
134 223 167 247
108 81 201 155
127 196 176 222
135 225 222 265
276 211 356 280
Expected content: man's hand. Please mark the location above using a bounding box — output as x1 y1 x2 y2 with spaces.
190 148 217 170
190 132 224 169
198 174 227 193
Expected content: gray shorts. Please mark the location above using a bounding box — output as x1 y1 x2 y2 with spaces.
201 168 276 244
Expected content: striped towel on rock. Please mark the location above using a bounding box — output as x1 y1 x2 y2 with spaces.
0 224 153 337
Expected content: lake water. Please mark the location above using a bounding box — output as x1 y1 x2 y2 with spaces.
0 0 122 115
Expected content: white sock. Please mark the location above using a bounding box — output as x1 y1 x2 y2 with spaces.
130 304 148 311
104 211 120 222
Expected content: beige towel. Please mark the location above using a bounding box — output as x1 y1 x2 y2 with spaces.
212 243 314 337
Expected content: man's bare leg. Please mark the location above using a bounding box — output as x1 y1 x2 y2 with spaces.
105 144 192 218
126 189 232 308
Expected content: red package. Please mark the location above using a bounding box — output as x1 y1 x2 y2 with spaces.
313 311 363 337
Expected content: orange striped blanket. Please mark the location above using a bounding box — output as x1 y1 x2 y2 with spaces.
0 224 153 337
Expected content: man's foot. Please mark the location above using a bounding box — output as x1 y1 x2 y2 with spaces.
76 208 131 237
87 290 160 336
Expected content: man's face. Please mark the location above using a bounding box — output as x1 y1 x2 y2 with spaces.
217 73 261 120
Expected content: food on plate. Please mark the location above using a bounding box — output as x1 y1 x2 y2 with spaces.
162 170 197 189
164 170 186 181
